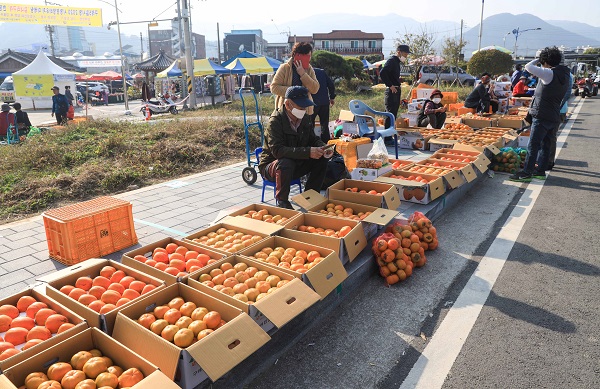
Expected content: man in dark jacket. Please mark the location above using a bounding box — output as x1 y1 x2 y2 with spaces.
417 89 447 129
510 46 571 182
511 64 523 89
258 86 331 209
380 44 411 128
51 86 69 125
311 68 336 142
11 103 31 134
464 73 493 113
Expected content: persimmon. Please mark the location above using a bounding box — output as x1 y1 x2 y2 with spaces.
60 285 75 296
22 338 43 350
165 243 178 254
16 296 37 313
78 294 97 306
376 239 388 252
71 350 94 370
387 238 399 251
203 311 221 329
10 316 35 330
99 266 117 278
109 270 126 284
87 300 105 313
61 369 86 389
141 284 156 295
107 283 126 295
128 280 146 294
92 276 111 290
119 276 135 289
35 308 57 326
379 266 391 277
75 277 93 291
396 269 407 281
47 362 73 381
88 286 106 300
99 304 116 314
381 249 395 263
68 288 87 301
45 314 68 333
153 251 169 264
57 322 75 334
118 368 144 388
100 290 121 305
25 372 48 389
0 341 14 353
386 274 399 285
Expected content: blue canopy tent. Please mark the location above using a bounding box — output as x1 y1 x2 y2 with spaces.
156 60 183 78
222 50 282 68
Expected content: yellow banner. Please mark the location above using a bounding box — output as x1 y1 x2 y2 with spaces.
0 3 102 26
14 75 54 97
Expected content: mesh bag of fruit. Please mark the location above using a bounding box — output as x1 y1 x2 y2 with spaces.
372 232 414 286
407 211 438 250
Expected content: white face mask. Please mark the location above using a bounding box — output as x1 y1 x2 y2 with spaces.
432 98 442 104
291 107 306 119
399 56 407 63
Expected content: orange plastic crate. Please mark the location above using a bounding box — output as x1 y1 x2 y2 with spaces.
42 196 138 265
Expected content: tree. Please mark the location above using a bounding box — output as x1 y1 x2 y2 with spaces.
346 57 368 80
583 47 600 55
311 50 354 80
394 27 436 86
467 50 513 77
442 36 467 68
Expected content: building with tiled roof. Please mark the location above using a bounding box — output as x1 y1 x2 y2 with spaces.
0 49 82 78
287 30 384 59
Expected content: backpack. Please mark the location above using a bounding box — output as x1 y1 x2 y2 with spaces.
321 151 351 190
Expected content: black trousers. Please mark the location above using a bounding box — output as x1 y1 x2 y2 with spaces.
55 112 67 125
384 88 401 128
311 104 331 142
264 157 328 202
418 112 447 129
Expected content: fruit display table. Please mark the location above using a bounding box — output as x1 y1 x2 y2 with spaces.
327 137 372 171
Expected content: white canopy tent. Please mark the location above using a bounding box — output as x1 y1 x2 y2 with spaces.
13 51 76 109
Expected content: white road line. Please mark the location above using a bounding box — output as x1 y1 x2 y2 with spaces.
399 98 584 389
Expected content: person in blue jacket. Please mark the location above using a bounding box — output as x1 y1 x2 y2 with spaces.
311 68 336 142
51 86 70 125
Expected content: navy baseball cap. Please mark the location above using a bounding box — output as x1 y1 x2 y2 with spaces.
285 86 315 107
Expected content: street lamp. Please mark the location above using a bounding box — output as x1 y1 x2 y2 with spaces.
100 0 129 112
503 32 511 48
512 27 542 59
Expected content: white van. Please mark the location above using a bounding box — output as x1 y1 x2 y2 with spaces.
0 76 15 103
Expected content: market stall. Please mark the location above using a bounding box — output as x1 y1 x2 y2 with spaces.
12 51 76 110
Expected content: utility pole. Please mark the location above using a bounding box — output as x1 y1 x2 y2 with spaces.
114 0 129 112
176 0 183 54
140 32 143 60
217 23 221 62
181 0 196 108
478 0 485 51
44 1 58 56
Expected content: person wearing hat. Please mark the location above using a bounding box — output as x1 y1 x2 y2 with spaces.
11 102 31 134
258 86 331 210
512 75 530 97
417 89 447 129
379 44 411 132
270 42 319 116
511 64 523 89
0 103 16 140
464 72 494 113
51 86 69 125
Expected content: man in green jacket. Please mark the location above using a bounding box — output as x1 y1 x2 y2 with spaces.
258 86 333 209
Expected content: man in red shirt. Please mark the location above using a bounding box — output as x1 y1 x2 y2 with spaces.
512 76 529 97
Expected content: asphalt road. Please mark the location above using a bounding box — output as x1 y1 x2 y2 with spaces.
244 96 599 389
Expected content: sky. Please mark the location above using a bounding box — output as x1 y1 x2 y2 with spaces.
5 0 600 44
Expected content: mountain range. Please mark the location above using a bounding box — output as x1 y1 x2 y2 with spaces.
0 13 598 60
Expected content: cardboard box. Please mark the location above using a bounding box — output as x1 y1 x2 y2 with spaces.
0 288 88 372
496 116 525 129
187 256 320 331
237 235 348 299
401 112 418 127
292 189 399 238
397 128 429 151
281 213 367 263
113 283 270 388
327 179 401 210
327 137 372 171
461 117 497 129
375 170 446 204
444 116 463 125
350 163 393 181
224 203 303 229
407 102 424 112
453 139 502 157
122 238 226 286
402 165 463 190
183 216 283 255
415 158 477 183
0 327 176 389
429 152 490 175
40 258 166 334
509 96 532 107
518 135 530 147
428 137 459 152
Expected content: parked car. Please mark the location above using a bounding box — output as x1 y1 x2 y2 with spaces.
0 76 15 103
76 81 109 93
417 65 476 86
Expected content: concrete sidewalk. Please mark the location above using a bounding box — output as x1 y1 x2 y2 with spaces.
0 148 430 299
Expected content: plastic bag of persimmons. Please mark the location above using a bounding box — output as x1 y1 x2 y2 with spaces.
372 212 438 286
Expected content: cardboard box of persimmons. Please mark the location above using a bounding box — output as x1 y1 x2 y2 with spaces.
280 213 368 264
0 288 88 373
0 327 179 389
122 237 227 286
237 235 348 299
112 282 270 389
187 255 321 333
38 259 166 335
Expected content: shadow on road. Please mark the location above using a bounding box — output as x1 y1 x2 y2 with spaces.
508 241 600 277
486 290 576 333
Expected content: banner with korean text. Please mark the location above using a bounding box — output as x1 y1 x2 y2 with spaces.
0 3 102 26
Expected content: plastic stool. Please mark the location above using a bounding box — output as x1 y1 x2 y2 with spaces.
255 148 302 202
